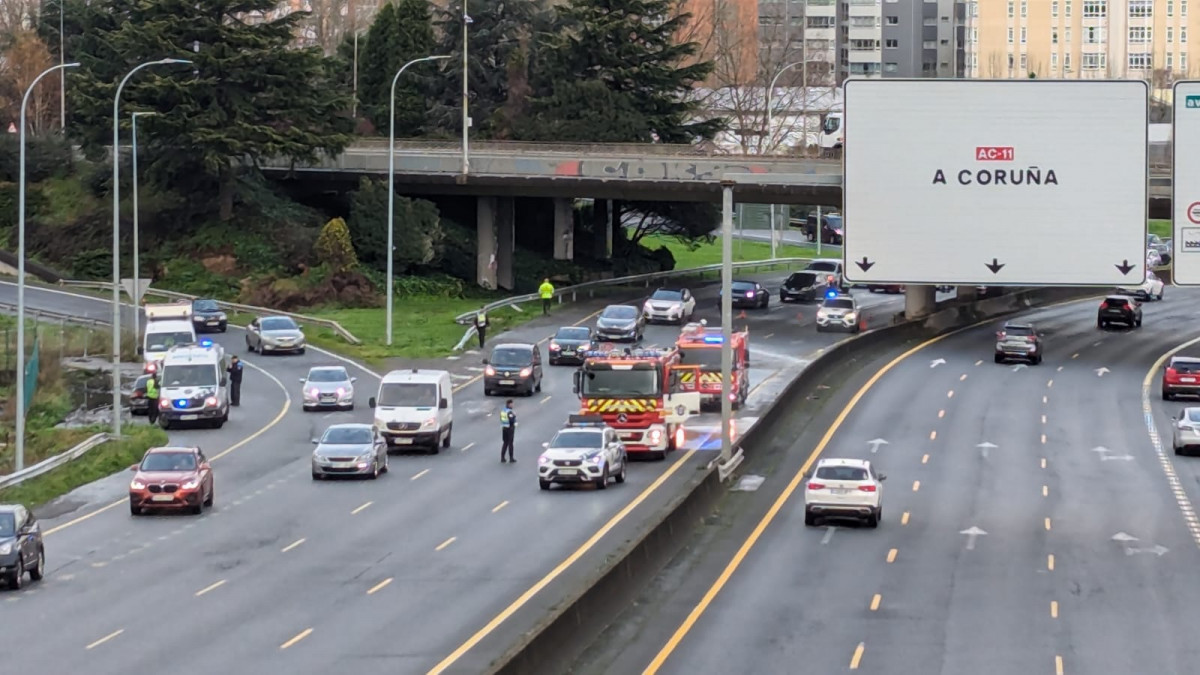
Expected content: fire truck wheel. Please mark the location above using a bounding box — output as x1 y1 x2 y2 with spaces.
653 450 667 461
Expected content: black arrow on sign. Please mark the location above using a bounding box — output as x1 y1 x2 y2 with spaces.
855 257 875 272
985 258 1005 274
1115 260 1137 276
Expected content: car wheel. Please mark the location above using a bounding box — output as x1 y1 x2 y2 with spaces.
203 483 214 507
615 459 627 484
28 548 45 582
653 450 667 461
994 354 1003 364
247 339 255 353
1137 318 1143 327
539 480 551 490
219 325 228 333
816 325 825 333
596 466 609 490
1158 291 1165 300
130 502 141 516
159 417 172 430
312 472 322 480
803 509 817 527
1098 320 1105 329
381 454 389 474
190 502 203 515
442 427 452 449
298 347 306 355
866 510 880 528
1164 390 1174 401
8 558 23 590
484 388 493 397
1033 355 1042 365
369 461 380 480
1175 445 1183 455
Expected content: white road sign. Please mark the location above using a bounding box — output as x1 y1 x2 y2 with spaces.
842 79 1148 286
1173 81 1200 285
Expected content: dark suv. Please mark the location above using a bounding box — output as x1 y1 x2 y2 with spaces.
0 504 45 590
779 271 832 303
1097 295 1142 329
994 322 1043 364
483 343 543 396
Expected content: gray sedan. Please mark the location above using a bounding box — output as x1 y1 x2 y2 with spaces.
247 315 307 355
300 365 356 411
1173 408 1200 456
312 424 388 479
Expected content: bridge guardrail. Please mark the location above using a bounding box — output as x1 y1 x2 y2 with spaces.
0 300 109 328
345 138 840 160
0 433 110 491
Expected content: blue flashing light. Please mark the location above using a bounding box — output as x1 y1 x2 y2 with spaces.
199 338 213 347
702 335 724 344
825 289 839 300
173 399 189 409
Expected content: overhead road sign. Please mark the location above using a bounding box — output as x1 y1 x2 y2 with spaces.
1173 82 1200 285
842 79 1148 286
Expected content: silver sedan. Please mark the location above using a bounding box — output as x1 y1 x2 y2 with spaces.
311 424 388 479
300 365 356 412
247 315 307 355
1172 408 1200 455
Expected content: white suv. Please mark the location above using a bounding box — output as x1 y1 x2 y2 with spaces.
538 416 628 490
815 294 861 333
804 458 886 527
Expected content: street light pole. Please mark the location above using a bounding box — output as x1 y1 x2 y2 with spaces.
16 62 79 472
461 0 472 177
59 0 66 131
720 180 734 463
111 58 191 438
387 55 450 346
131 111 156 345
765 59 805 259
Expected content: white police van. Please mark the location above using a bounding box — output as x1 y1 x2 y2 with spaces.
155 345 230 429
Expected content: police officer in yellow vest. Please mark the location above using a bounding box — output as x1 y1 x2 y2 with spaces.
145 373 160 425
539 278 555 315
499 399 516 462
474 309 488 349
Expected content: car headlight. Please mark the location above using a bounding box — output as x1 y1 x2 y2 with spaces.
130 480 145 490
217 312 227 320
0 541 12 555
519 367 532 377
538 454 550 465
421 417 437 428
358 452 374 462
845 312 857 322
550 342 561 351
337 387 351 399
182 479 199 490
204 396 219 407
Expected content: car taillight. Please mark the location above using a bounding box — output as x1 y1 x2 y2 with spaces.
1167 368 1178 378
807 482 825 490
1101 302 1110 309
996 331 1006 339
1026 336 1036 342
858 485 877 492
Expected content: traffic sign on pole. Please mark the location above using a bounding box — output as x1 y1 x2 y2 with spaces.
119 277 153 302
1173 82 1200 285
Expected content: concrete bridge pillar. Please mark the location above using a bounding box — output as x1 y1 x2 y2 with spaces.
956 286 978 303
477 196 516 290
592 199 612 259
553 198 575 260
904 284 937 321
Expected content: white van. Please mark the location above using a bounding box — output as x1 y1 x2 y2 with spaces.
142 302 198 372
156 345 230 429
369 369 453 453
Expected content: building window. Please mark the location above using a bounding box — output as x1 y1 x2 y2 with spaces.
1021 0 1027 17
971 28 978 43
1051 52 1059 69
1169 0 1175 16
1082 52 1106 69
886 15 899 24
1066 0 1072 18
1184 26 1189 42
1008 27 1014 44
1183 0 1188 18
1052 29 1059 44
1168 52 1174 69
885 38 899 48
1085 26 1103 43
1128 53 1152 69
923 40 937 48
1008 54 1015 69
1021 27 1027 43
1083 0 1106 17
1182 53 1189 71
884 62 898 72
1020 54 1028 70
1129 0 1152 17
1065 53 1072 70
1169 27 1175 43
1052 0 1059 17
1066 27 1072 43
1008 0 1014 17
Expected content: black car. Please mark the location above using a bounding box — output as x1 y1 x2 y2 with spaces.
595 305 646 342
0 504 45 590
549 326 593 365
130 374 153 415
721 280 769 309
1098 295 1142 329
867 284 905 294
191 298 228 333
484 343 544 396
780 271 832 303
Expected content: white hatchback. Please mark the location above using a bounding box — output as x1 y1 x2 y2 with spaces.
804 458 886 527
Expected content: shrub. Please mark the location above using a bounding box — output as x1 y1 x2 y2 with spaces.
315 217 358 273
237 265 379 310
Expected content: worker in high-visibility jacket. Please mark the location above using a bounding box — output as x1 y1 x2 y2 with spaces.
499 399 516 462
538 278 555 315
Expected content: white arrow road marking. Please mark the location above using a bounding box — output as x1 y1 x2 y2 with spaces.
466 366 485 372
1091 446 1111 454
959 526 987 550
449 374 474 380
977 441 997 459
1111 532 1140 542
866 438 888 453
1011 364 1027 372
1096 367 1110 377
930 358 946 368
1126 545 1170 556
821 526 837 545
1101 454 1135 461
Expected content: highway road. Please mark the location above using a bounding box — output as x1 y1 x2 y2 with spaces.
577 288 1200 675
0 276 915 673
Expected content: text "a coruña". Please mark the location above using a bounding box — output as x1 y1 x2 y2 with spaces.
931 168 1059 187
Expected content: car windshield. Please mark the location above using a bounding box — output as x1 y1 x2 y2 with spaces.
161 364 216 387
550 430 604 449
193 299 219 312
581 368 660 396
1004 325 1034 335
555 327 590 341
651 289 683 301
490 348 532 367
679 349 723 368
602 306 638 320
0 513 14 537
377 382 437 407
823 298 855 310
322 427 372 444
146 331 193 352
261 317 298 331
816 466 868 481
141 452 196 472
1187 409 1200 423
786 272 818 287
308 368 348 383
808 262 838 272
731 281 756 291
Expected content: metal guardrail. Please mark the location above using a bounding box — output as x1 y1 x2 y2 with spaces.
0 301 108 328
346 138 838 160
0 433 110 491
55 281 363 345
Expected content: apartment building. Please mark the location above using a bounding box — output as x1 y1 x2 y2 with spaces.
967 0 1200 92
837 0 965 80
757 0 839 85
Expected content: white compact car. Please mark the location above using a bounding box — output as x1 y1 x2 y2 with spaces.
538 415 628 490
1116 271 1165 301
642 287 696 325
815 293 861 333
803 458 886 527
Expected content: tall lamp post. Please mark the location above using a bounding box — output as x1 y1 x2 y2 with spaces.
765 60 805 259
131 111 157 344
387 55 451 346
15 62 79 472
111 58 191 438
59 0 66 131
461 0 473 177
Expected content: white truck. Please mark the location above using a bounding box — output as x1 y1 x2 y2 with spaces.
142 303 197 373
155 345 230 429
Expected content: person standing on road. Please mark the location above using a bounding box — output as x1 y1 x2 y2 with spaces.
227 355 243 406
474 310 488 349
145 373 160 425
499 399 516 463
539 278 555 315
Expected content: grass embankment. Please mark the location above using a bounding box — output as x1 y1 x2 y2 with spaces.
1149 219 1171 239
641 234 819 269
0 317 167 507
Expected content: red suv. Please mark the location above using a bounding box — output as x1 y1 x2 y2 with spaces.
128 446 214 515
1163 356 1200 401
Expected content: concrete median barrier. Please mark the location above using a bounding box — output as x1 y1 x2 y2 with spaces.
488 285 1104 675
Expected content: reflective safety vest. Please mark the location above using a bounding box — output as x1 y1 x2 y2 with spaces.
145 378 159 399
539 282 554 299
499 409 513 427
477 311 488 326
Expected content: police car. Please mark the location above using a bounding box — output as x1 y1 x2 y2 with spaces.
814 290 862 333
538 415 628 490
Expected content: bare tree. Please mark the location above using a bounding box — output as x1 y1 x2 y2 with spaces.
0 30 59 134
0 0 38 47
982 51 1004 78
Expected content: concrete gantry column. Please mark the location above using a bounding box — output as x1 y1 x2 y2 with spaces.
592 199 612 259
553 197 574 260
496 196 515 290
904 284 937 321
956 285 978 303
476 196 498 290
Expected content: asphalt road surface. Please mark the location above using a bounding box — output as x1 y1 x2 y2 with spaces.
0 276 914 673
577 288 1200 675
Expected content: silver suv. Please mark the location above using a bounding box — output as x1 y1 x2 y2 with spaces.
994 322 1043 365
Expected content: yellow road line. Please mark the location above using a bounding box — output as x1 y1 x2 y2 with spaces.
435 537 457 551
901 512 910 525
1056 655 1064 675
921 454 929 464
886 548 898 563
492 500 509 513
194 579 226 597
280 628 313 650
929 430 937 441
1048 554 1055 571
849 642 865 669
869 594 881 611
367 578 393 595
86 629 124 650
1050 600 1059 618
912 481 920 492
351 501 373 515
281 538 305 553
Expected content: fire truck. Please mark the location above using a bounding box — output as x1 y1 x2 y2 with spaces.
573 348 700 460
674 322 750 410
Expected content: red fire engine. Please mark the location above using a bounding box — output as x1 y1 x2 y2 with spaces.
674 322 750 409
573 348 694 460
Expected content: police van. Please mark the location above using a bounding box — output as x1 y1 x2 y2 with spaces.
369 369 454 453
155 345 230 429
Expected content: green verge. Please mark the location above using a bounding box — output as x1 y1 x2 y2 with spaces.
0 425 168 508
1149 219 1171 238
641 234 822 269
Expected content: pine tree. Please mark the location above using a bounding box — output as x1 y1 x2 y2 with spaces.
63 0 353 220
523 0 722 144
359 0 436 136
348 177 441 275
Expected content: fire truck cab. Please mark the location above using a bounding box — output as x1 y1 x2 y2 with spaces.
674 322 750 410
573 348 701 460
